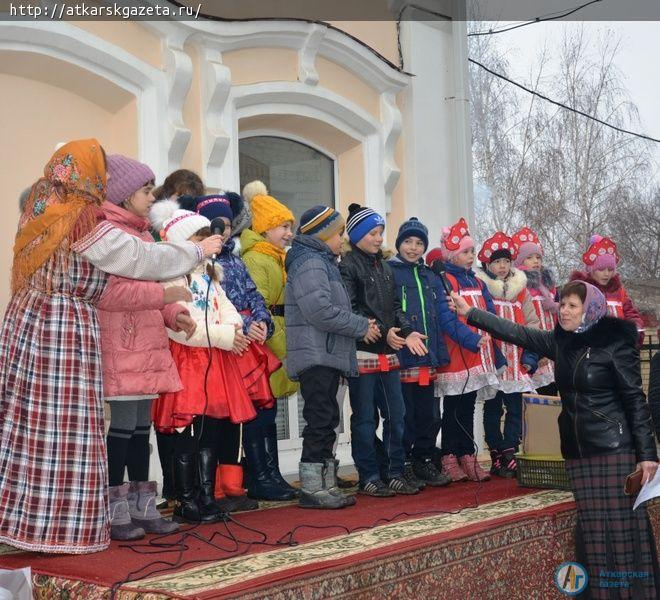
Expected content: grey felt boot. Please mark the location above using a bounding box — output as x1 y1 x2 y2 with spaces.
128 481 179 534
324 459 356 506
109 483 145 541
299 462 353 509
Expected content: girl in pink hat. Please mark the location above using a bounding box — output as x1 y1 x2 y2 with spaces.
570 235 644 345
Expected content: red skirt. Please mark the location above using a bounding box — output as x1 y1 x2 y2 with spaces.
153 341 278 433
239 342 280 410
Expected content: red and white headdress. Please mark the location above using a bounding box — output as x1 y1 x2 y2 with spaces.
440 217 473 261
582 235 619 273
478 231 517 264
511 227 543 267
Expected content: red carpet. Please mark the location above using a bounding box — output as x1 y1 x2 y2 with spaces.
0 478 584 598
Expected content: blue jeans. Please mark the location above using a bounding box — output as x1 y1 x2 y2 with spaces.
483 391 522 452
348 371 406 485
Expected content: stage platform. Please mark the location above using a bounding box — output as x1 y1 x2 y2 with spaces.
1 477 657 599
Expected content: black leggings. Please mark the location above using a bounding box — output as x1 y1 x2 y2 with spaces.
173 416 241 464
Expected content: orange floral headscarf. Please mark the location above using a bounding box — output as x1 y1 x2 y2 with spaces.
12 139 106 292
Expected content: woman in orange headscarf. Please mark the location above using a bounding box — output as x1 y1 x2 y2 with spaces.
0 139 221 554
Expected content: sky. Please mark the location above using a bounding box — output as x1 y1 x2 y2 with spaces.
473 20 660 180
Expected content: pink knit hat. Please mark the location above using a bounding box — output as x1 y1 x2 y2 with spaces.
582 235 619 273
105 154 155 205
441 217 474 262
511 227 543 267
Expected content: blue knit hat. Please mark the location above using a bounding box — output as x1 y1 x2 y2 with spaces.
346 203 385 245
298 205 345 241
195 194 234 221
395 217 428 251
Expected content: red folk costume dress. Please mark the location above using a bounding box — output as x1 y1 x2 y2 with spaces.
512 227 558 389
475 232 539 395
0 140 204 554
434 219 502 400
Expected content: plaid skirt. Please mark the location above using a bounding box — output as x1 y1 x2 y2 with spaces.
566 452 659 599
0 253 110 554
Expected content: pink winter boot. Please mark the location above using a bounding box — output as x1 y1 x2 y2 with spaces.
459 455 491 482
441 454 469 482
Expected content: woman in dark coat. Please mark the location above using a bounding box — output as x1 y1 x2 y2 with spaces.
452 280 658 599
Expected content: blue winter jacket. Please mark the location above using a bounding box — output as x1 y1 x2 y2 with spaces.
442 261 507 370
388 256 450 370
216 237 274 338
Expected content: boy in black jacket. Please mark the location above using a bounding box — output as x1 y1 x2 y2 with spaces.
340 204 427 497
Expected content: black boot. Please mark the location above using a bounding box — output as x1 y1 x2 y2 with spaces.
198 448 226 523
489 449 503 476
173 453 204 523
243 427 296 501
498 448 517 479
263 423 300 498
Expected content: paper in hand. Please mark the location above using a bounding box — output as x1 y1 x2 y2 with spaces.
633 473 660 510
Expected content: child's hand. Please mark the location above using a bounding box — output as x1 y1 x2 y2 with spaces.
449 292 471 317
538 357 549 368
247 321 268 343
477 334 491 348
405 331 428 356
231 324 250 354
163 285 192 304
386 327 406 350
197 235 223 258
363 319 381 344
175 314 197 340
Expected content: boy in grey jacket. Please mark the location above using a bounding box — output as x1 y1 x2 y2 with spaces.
285 205 379 509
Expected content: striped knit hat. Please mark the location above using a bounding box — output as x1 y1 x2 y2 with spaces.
161 209 210 243
346 203 385 245
298 205 345 241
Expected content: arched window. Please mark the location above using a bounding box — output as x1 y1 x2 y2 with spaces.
239 136 335 220
238 135 344 471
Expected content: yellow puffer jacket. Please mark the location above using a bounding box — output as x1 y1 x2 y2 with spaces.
240 228 299 398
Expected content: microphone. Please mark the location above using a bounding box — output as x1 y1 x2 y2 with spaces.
209 217 226 261
431 260 454 297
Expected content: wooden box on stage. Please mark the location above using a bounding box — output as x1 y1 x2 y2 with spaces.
517 394 570 490
521 393 562 455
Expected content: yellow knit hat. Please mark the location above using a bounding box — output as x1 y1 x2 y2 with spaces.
242 180 295 235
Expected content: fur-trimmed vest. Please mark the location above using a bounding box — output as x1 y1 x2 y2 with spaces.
475 267 539 380
523 267 558 332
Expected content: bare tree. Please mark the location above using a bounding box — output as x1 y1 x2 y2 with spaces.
469 25 657 283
